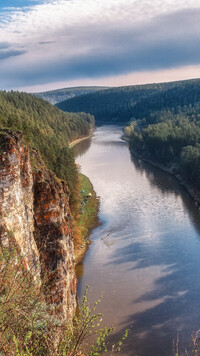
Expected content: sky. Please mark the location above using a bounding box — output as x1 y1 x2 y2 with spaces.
1 0 200 92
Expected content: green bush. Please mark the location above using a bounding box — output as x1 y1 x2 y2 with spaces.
0 244 128 355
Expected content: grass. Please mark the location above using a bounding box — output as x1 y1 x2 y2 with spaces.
78 173 99 237
74 173 99 259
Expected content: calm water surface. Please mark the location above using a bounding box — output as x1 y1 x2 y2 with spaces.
74 125 200 356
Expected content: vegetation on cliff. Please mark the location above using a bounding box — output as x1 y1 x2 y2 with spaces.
0 90 94 213
56 78 200 123
0 243 128 355
1 242 199 355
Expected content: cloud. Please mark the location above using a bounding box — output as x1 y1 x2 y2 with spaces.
0 49 26 60
0 0 200 90
38 41 55 45
0 42 10 49
18 64 200 93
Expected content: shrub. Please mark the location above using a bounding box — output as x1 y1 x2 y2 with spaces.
0 244 128 355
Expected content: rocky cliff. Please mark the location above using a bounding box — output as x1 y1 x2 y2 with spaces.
0 129 77 320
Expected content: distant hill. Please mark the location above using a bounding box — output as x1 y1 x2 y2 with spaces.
34 86 110 104
56 78 200 124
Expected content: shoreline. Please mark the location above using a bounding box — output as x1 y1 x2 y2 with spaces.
69 131 93 148
68 129 99 265
130 147 200 205
74 173 100 265
121 130 200 205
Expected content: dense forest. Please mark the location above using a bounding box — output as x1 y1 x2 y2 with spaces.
54 77 200 190
34 86 109 104
0 91 94 212
123 80 200 190
56 79 200 123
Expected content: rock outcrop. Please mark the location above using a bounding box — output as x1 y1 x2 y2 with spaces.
0 129 77 320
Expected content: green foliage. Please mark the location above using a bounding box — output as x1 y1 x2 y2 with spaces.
0 246 128 355
75 173 99 246
180 145 200 186
58 285 115 355
0 90 94 213
56 78 200 124
118 79 200 189
0 243 57 355
128 115 200 187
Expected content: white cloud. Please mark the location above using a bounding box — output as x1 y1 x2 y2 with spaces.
1 0 200 90
20 64 200 93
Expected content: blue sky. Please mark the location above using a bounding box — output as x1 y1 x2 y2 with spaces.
0 0 44 13
0 0 39 6
0 0 200 92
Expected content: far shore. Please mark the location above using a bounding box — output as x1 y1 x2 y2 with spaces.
121 132 200 205
130 148 200 206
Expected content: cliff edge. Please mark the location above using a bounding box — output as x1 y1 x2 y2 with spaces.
0 130 77 320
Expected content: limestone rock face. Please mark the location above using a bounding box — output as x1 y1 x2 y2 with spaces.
0 130 40 279
33 170 77 319
0 130 77 320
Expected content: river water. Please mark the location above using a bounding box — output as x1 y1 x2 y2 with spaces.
74 125 200 356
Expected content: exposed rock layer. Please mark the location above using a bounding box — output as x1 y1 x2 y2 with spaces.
0 130 77 320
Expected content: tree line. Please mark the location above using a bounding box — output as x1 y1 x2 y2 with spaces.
124 82 200 188
55 78 200 189
56 78 200 123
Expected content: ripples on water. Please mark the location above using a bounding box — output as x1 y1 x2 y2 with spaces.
74 125 200 356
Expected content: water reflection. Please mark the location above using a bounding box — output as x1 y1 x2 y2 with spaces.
131 155 200 236
75 263 84 280
72 136 92 158
75 126 200 356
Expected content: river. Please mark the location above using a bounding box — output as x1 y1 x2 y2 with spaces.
73 125 200 356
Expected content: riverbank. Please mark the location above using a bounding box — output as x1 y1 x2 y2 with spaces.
129 146 200 206
122 129 200 205
75 125 200 356
74 173 100 264
69 131 93 148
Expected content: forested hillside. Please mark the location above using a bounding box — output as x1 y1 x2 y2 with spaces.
34 86 109 104
56 79 200 123
54 77 200 191
0 91 94 211
124 80 200 190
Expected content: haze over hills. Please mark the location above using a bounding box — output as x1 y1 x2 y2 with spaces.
56 78 200 124
34 86 110 104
